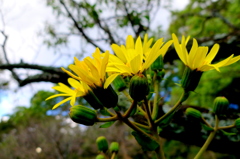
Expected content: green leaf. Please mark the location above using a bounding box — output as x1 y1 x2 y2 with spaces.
157 111 175 128
132 131 159 151
99 108 111 116
99 121 115 128
220 130 236 136
201 123 214 131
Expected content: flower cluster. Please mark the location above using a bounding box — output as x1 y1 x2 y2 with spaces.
47 33 240 110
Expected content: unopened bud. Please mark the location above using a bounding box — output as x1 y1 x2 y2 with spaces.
112 75 127 91
93 85 118 108
129 74 149 101
96 154 106 159
235 118 240 130
213 96 229 116
96 136 109 152
151 55 164 71
185 107 202 120
109 142 119 153
181 67 202 91
69 106 97 126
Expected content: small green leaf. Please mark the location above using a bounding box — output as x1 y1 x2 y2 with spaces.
99 108 111 116
99 121 115 128
132 131 159 151
201 123 214 131
220 130 236 136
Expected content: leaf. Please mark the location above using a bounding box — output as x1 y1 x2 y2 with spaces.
157 110 175 128
132 131 159 151
220 130 236 136
201 123 214 131
99 121 115 128
99 108 111 116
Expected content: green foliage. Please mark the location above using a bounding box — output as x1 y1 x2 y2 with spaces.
169 0 240 37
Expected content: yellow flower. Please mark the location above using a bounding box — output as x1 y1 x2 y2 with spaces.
62 48 109 88
172 33 240 72
46 78 90 109
104 34 173 88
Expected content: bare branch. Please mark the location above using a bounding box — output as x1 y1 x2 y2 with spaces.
19 73 68 87
0 63 64 74
59 0 104 52
0 31 21 83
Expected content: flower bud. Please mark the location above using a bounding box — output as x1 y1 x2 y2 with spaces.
213 96 229 116
96 136 109 152
151 55 164 71
185 107 202 120
84 91 104 110
93 85 118 108
69 105 97 126
181 67 203 91
96 154 106 159
112 75 127 91
234 118 240 130
109 142 119 153
129 74 149 101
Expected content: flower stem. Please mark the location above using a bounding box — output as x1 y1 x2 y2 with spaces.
155 89 187 125
123 100 138 118
151 72 160 121
194 115 219 159
143 97 155 129
96 115 118 122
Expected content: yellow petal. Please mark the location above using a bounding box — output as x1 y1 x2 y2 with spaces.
205 44 220 63
52 97 72 109
130 54 141 74
172 34 187 65
126 35 135 49
68 78 82 89
46 94 71 100
104 73 120 89
111 44 127 63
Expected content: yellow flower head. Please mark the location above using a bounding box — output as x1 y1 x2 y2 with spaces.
172 33 240 72
46 78 90 109
104 34 173 88
62 48 109 88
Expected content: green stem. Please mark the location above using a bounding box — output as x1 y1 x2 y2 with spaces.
154 135 166 159
201 117 213 128
111 152 116 159
132 121 150 129
96 115 118 122
143 97 155 129
218 124 235 130
152 72 160 121
194 115 219 159
123 100 138 118
137 105 146 115
155 90 187 124
115 111 154 140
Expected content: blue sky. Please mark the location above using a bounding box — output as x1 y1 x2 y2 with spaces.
0 0 189 118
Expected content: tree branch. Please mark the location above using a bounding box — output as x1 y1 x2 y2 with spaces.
59 0 104 52
19 73 68 87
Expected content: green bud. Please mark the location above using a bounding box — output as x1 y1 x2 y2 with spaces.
129 74 149 101
109 142 119 153
151 55 164 71
96 136 109 152
84 91 104 110
181 67 203 91
213 96 229 116
93 85 118 108
234 118 240 130
96 154 106 159
69 105 97 126
156 69 165 80
185 107 202 120
112 75 127 91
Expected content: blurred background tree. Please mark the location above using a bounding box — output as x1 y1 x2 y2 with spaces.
0 0 240 158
